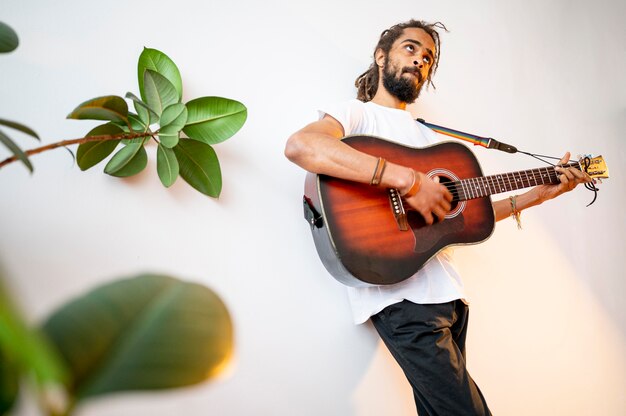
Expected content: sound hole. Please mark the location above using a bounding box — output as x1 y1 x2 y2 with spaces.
437 176 459 210
426 171 465 219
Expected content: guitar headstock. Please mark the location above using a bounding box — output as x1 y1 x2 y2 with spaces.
579 155 609 180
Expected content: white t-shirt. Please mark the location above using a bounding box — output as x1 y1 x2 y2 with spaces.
319 99 466 324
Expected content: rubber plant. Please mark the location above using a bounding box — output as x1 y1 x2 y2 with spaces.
0 272 233 416
1 21 237 416
0 24 247 198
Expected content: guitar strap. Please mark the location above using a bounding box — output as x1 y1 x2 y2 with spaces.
416 119 603 206
416 118 518 154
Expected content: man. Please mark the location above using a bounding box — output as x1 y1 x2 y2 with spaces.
284 19 589 415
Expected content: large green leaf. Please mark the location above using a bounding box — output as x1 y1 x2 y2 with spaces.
67 96 129 124
0 346 19 415
76 123 123 171
173 139 221 197
160 103 187 128
143 70 179 116
183 97 247 145
40 274 233 400
0 118 39 140
0 128 33 173
0 277 68 405
138 48 182 103
104 142 147 177
0 22 19 53
156 144 179 187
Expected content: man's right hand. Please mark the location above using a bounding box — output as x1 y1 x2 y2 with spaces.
404 172 452 225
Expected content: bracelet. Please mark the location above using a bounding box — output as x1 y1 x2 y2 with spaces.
509 195 522 230
370 157 387 186
401 170 421 198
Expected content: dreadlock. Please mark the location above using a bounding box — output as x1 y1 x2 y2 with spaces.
355 20 447 102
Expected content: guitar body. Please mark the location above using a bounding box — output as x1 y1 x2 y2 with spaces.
304 135 495 287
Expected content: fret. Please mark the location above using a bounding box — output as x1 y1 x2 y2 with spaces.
551 167 559 184
530 169 539 186
505 172 514 191
468 178 476 199
479 177 488 196
472 177 481 198
509 171 516 190
546 167 557 184
479 178 486 197
513 172 524 189
537 168 544 185
481 177 489 196
497 174 506 193
489 175 498 194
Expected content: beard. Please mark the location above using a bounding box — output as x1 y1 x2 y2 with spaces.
381 58 424 103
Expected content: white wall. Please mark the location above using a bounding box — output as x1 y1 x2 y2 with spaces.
1 0 624 415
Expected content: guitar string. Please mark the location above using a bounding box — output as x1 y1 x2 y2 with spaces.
448 160 598 206
443 165 565 201
513 150 599 206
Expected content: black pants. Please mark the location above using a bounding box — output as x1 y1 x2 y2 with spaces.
371 300 492 416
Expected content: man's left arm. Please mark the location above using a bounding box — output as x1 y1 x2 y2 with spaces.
493 152 592 222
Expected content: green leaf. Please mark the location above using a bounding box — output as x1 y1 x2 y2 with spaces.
125 92 159 126
67 96 129 124
183 97 247 145
156 144 179 187
160 103 187 128
173 139 221 197
138 48 182 103
159 103 187 148
143 70 179 116
0 22 19 53
76 123 123 171
0 118 39 140
104 142 147 177
0 346 19 415
0 128 33 172
40 274 233 400
0 276 68 398
158 130 179 148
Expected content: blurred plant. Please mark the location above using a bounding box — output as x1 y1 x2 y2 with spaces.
0 275 66 416
1 21 237 416
0 21 247 197
0 272 233 416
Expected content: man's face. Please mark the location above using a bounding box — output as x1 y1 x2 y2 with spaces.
379 28 436 103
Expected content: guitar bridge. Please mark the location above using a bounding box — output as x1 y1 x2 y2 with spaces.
388 188 409 231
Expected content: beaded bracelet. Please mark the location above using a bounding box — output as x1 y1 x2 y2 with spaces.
509 195 522 230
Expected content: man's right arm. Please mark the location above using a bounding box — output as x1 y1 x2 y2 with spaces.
284 114 452 225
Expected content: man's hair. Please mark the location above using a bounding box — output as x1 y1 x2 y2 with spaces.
355 19 447 102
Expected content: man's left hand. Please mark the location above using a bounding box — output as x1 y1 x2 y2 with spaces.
535 152 592 202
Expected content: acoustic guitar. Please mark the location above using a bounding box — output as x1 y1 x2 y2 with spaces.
303 135 608 287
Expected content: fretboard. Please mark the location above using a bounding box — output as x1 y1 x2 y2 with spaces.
448 162 580 202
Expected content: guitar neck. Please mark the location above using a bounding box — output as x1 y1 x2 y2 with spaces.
449 161 580 202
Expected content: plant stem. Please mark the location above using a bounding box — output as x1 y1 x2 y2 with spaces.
0 131 154 169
